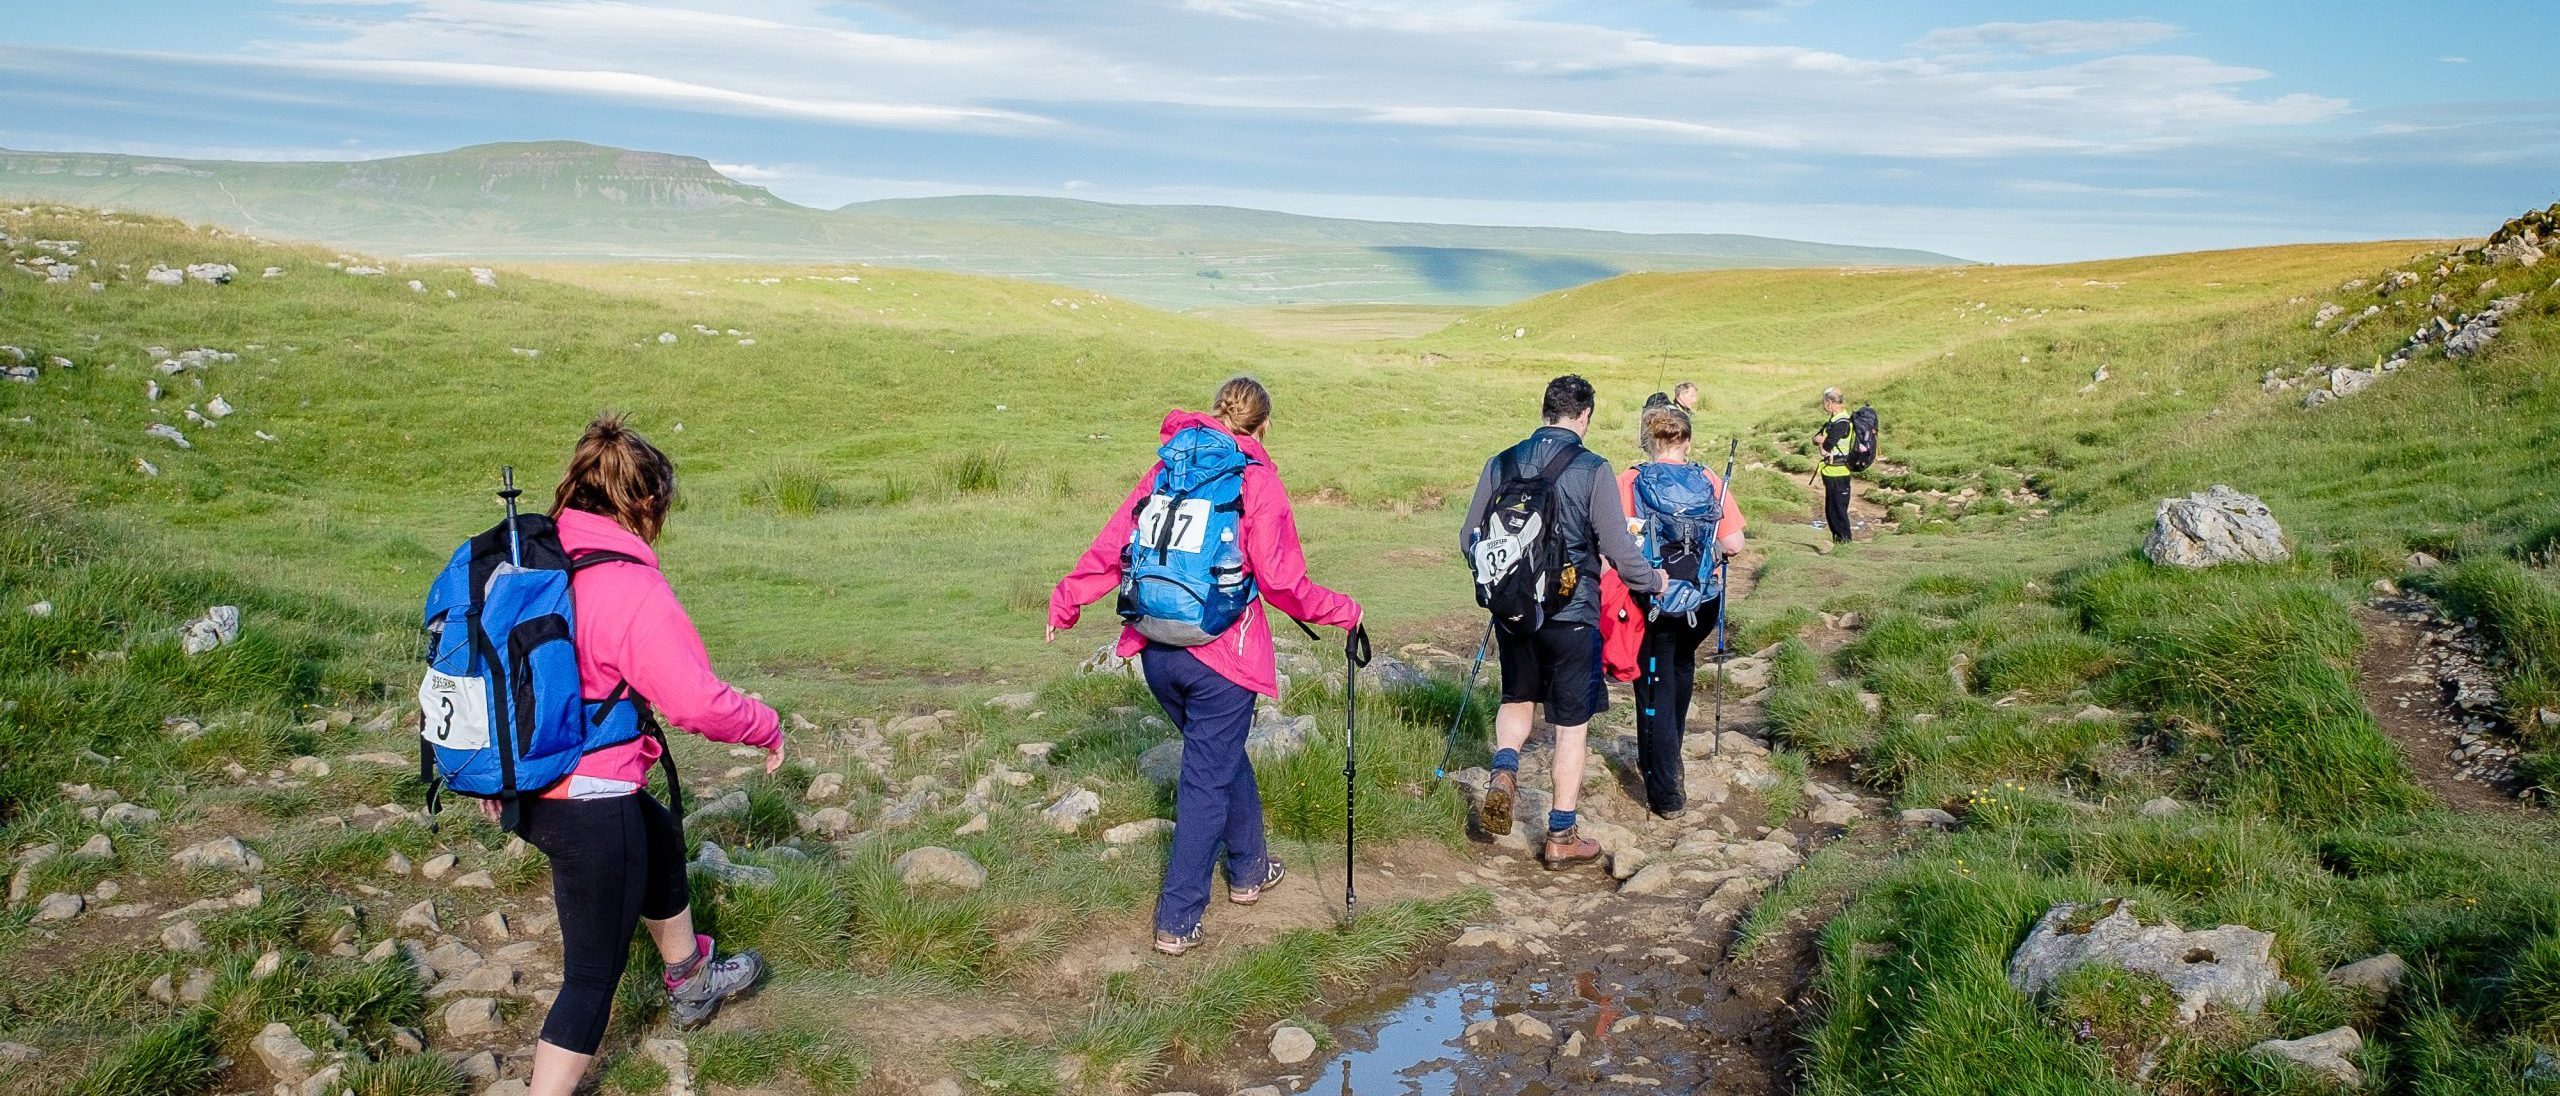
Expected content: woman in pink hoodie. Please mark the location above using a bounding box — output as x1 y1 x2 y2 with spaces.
512 417 783 1096
1050 377 1363 955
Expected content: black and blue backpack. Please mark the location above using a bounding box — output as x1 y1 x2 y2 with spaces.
418 469 674 832
1631 461 1725 622
1117 426 1257 646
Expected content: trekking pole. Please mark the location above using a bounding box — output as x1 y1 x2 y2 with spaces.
1432 617 1495 780
498 466 524 566
1713 439 1737 757
1342 622 1372 924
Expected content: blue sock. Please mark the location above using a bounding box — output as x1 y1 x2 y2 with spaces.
1492 748 1519 773
1548 808 1576 835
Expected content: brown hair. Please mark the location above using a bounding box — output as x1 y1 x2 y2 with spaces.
1639 405 1692 457
552 415 678 543
1211 375 1272 437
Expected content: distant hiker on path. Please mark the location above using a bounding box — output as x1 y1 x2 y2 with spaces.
1673 382 1699 413
1614 406 1745 818
1048 376 1364 956
520 417 779 1096
1816 387 1855 543
1463 374 1663 868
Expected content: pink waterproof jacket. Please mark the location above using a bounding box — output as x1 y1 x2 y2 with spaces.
1050 410 1362 697
548 507 780 799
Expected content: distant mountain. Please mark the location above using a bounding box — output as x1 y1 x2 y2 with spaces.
0 141 1967 306
841 194 1963 266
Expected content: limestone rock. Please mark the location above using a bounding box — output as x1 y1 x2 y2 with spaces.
1079 642 1139 677
450 870 495 890
441 997 505 1037
2138 796 2184 818
2008 899 2284 1023
398 899 440 935
2249 1026 2364 1087
161 920 206 952
33 892 81 921
1138 739 1184 786
252 1022 317 1084
986 692 1038 713
1104 818 1175 845
2144 486 2289 568
1899 807 1958 830
2329 953 2407 995
1268 1024 1317 1064
893 846 987 891
804 772 845 802
689 843 776 888
2327 367 2374 398
1043 788 1102 833
177 605 239 654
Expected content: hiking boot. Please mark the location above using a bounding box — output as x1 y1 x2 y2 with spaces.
1154 927 1203 956
1477 769 1517 837
1540 826 1603 870
1652 806 1687 823
666 935 762 1030
1229 858 1286 905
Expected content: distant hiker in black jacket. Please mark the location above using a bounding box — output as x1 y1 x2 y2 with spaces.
1816 387 1854 543
1460 375 1662 869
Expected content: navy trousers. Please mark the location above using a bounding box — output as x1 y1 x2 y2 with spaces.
1141 644 1269 935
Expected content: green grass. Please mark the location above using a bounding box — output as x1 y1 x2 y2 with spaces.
2430 558 2560 737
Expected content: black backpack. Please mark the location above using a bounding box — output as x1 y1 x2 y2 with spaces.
1847 405 1880 473
1470 444 1585 634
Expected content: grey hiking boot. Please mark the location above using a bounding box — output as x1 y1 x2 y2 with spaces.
666 934 762 1030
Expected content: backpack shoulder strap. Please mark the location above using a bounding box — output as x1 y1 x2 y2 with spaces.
566 550 647 573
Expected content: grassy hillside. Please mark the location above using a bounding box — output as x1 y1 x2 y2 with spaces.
9 195 2560 1095
1 142 1961 309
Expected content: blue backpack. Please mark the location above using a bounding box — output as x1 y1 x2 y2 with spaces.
1117 426 1257 646
1631 462 1725 622
418 473 672 832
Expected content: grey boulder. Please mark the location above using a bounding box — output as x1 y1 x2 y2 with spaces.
2143 486 2289 568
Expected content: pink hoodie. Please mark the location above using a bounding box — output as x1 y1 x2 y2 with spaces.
1051 410 1362 697
547 507 780 799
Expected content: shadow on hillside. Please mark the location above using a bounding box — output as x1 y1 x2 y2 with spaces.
1371 246 1621 295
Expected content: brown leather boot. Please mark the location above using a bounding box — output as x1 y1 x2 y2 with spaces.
1477 769 1516 836
1541 825 1603 870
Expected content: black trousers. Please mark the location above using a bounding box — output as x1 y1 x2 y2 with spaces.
1632 600 1719 814
519 792 690 1055
1823 474 1853 542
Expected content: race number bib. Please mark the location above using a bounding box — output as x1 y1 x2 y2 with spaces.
1136 496 1214 554
417 669 492 750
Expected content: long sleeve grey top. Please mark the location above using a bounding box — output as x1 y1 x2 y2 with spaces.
1460 431 1663 622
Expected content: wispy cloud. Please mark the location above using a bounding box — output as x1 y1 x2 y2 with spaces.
1914 19 2183 57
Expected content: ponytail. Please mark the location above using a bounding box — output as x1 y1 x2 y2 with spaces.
1210 375 1272 438
551 415 678 543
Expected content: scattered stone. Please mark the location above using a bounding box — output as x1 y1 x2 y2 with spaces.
441 997 504 1037
955 812 988 835
1104 818 1175 845
145 422 192 449
22 600 49 617
73 833 114 860
251 950 283 980
478 910 511 940
805 771 845 802
398 899 440 935
2138 796 2184 818
171 835 262 873
1043 788 1103 832
386 851 413 876
2009 899 2284 1023
2143 486 2289 568
1268 1024 1317 1064
1899 807 1958 830
253 1022 317 1084
1017 741 1055 764
2407 551 2443 571
893 846 988 890
1138 739 1184 786
421 853 456 880
178 605 241 655
2329 953 2407 995
2249 1026 2364 1087
986 692 1038 713
33 892 82 921
689 842 776 888
450 870 495 890
162 919 206 952
805 807 852 835
185 263 237 285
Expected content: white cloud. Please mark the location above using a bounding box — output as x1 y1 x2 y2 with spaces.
1913 20 2183 57
2007 180 2209 199
2440 56 2470 64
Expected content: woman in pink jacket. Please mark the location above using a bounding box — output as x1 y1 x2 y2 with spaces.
513 417 783 1096
1049 377 1363 955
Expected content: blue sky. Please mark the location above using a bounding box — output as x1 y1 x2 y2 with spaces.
3 1 2554 261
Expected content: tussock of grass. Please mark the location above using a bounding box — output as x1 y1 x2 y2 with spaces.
1765 679 1874 763
944 447 1011 495
738 460 841 516
341 1053 467 1096
66 1009 223 1096
2066 558 2421 821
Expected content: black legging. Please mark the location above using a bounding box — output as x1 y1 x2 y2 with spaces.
1824 475 1853 542
518 792 689 1055
1632 599 1720 814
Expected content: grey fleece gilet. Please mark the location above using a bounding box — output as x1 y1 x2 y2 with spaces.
1459 426 1663 625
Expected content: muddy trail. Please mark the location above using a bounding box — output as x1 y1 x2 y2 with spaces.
1188 618 1885 1096
2354 590 2536 812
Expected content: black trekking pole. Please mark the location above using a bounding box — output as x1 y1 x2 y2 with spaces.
1712 439 1737 756
1342 622 1372 924
1432 617 1495 780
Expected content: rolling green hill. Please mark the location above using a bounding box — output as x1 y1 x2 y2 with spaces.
0 141 1962 309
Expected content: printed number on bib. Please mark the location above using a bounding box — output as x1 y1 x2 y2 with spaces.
417 670 493 750
1137 496 1214 554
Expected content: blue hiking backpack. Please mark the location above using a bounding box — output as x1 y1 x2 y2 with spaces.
418 469 673 832
1117 426 1257 646
1631 462 1725 622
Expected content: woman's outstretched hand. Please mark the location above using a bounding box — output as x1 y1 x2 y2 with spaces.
1044 625 1059 645
766 734 786 774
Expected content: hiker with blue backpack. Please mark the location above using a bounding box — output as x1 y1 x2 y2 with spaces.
1047 376 1364 956
420 417 777 1096
1616 405 1746 819
1462 375 1664 869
